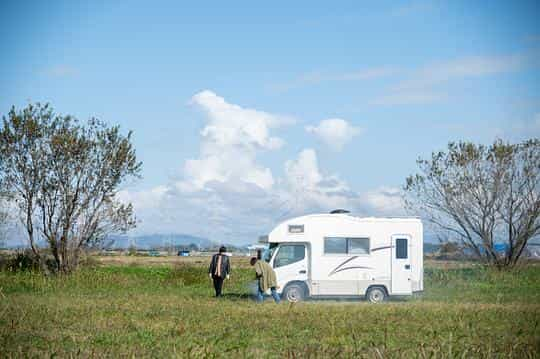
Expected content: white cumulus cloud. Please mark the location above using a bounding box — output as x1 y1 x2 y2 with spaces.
305 118 362 151
278 148 359 215
183 90 293 190
116 92 405 244
280 149 405 216
363 186 405 214
119 148 406 242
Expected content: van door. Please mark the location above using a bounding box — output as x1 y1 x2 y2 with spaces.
391 235 412 295
271 244 308 292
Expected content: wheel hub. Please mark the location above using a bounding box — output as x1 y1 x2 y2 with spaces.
369 289 384 303
287 289 299 302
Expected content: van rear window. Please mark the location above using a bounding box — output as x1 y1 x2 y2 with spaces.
348 238 370 254
396 238 408 259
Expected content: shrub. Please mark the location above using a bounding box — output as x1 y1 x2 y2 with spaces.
2 250 40 272
0 249 60 273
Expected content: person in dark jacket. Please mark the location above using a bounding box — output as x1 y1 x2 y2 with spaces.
208 246 231 297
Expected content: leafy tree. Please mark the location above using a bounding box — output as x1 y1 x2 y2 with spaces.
405 139 540 268
0 103 142 273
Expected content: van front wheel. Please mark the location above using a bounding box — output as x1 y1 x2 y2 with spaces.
366 287 387 303
283 284 305 302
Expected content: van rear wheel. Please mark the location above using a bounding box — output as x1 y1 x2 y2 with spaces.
366 287 387 303
283 284 305 302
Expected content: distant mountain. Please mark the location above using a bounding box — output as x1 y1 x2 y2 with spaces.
107 233 212 250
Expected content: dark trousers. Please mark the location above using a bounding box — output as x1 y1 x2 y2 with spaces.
213 276 224 297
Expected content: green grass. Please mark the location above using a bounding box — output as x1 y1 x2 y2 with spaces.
422 265 540 304
1 261 539 358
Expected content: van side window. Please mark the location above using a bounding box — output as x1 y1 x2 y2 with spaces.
324 237 347 254
274 245 305 268
324 237 370 255
396 238 408 259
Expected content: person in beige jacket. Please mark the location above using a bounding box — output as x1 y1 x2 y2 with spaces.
250 257 280 303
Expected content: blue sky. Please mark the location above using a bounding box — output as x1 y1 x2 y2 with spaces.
1 1 539 244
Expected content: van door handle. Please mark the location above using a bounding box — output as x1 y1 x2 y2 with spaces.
299 270 306 274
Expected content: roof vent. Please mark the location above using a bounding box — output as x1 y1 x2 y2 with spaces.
330 209 350 214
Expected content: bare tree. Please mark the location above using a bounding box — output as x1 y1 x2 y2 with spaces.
0 190 9 248
404 139 540 269
0 103 142 273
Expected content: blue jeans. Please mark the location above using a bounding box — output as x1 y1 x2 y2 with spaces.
257 286 280 303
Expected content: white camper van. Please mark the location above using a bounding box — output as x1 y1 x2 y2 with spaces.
260 212 423 303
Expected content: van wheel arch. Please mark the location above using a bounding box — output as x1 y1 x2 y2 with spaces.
282 281 309 302
365 285 388 303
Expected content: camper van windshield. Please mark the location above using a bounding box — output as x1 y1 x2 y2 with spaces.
263 243 278 262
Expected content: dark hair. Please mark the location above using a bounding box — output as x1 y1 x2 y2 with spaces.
250 257 257 266
219 246 227 253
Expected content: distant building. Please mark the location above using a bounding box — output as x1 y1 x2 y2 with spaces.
247 244 267 258
178 250 190 257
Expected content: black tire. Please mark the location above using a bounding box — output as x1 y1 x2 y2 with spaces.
366 286 387 303
283 283 306 303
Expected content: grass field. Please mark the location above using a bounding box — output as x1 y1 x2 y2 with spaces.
0 257 539 358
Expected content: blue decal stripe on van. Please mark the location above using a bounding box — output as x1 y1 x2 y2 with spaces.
331 266 373 275
328 256 358 276
371 245 393 252
329 256 374 276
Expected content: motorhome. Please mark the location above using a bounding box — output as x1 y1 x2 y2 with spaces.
260 211 423 303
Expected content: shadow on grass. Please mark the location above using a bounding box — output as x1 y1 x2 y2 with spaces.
215 292 411 304
217 292 254 301
304 296 409 304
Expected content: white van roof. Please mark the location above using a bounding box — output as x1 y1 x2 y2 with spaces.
286 213 421 223
258 213 422 243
